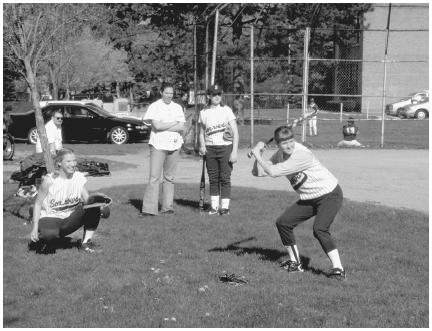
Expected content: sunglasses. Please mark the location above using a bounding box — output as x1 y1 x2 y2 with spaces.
55 117 63 120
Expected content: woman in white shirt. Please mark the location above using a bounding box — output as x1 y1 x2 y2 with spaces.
29 148 101 254
140 82 185 216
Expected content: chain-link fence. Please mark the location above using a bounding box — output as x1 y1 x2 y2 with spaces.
190 22 428 148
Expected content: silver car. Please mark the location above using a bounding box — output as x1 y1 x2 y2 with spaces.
385 90 429 117
399 100 429 120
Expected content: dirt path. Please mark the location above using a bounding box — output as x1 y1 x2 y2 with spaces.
84 147 428 214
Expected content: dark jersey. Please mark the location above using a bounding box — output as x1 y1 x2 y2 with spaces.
342 125 358 141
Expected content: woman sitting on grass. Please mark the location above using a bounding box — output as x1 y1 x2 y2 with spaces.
29 148 101 254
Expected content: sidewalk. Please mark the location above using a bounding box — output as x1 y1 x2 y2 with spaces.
85 147 429 214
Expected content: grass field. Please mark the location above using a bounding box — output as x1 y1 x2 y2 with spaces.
3 183 428 328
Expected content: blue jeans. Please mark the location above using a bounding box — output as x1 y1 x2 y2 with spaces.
142 146 180 215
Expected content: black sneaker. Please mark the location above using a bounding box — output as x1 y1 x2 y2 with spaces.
139 212 156 217
208 208 219 215
327 267 346 280
219 208 230 215
81 240 97 253
280 260 304 273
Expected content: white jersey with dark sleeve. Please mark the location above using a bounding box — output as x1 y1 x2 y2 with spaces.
268 142 338 200
198 105 236 146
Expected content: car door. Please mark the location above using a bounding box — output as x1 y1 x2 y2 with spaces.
64 105 93 142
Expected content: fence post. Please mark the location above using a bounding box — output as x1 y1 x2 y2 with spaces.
381 3 392 148
193 23 199 151
286 103 290 124
301 27 310 143
210 8 219 85
250 25 254 148
340 103 343 122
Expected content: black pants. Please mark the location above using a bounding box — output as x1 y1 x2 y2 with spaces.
38 205 100 242
206 145 233 199
275 185 343 253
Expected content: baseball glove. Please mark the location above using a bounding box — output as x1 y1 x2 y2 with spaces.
85 193 112 219
219 272 248 285
222 124 233 142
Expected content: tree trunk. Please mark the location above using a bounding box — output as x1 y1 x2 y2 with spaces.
24 57 55 173
49 65 58 100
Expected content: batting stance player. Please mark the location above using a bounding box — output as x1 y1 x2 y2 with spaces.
251 126 345 279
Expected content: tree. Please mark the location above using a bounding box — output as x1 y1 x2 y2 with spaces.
3 3 121 171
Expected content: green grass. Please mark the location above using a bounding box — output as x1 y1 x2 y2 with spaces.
3 183 428 328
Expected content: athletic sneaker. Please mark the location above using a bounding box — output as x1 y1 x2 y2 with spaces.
219 208 230 215
81 240 97 253
208 208 219 215
280 260 304 273
327 267 346 280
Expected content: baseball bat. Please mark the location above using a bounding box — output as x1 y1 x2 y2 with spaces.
247 137 274 158
247 109 318 158
199 155 206 211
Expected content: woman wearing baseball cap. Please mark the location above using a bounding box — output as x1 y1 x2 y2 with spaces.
198 84 239 215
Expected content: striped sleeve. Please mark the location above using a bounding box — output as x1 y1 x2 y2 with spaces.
269 149 314 177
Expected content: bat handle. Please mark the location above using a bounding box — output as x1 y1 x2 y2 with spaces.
247 150 254 158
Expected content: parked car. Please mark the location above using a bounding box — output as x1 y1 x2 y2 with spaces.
8 101 150 145
385 90 429 117
399 100 429 120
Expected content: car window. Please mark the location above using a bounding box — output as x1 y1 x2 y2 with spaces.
43 105 64 118
68 106 92 117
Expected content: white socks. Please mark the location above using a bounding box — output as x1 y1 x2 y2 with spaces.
285 245 301 263
327 249 344 270
211 196 219 210
211 196 230 210
221 198 230 209
82 230 95 244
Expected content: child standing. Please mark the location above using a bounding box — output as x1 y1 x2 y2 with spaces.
199 85 239 215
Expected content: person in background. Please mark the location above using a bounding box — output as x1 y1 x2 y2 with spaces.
140 82 185 216
232 96 245 125
308 98 319 136
29 148 102 254
199 84 239 215
337 117 365 148
35 109 63 155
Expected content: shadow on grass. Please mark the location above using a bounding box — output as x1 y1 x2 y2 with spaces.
174 198 209 211
28 237 81 255
209 237 326 275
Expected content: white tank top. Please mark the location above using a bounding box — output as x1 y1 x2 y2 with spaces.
40 172 87 219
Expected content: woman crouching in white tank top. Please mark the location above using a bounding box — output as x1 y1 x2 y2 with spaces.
29 148 100 253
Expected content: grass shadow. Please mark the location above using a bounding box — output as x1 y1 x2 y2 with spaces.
174 198 209 211
28 237 81 255
208 237 326 274
128 198 142 212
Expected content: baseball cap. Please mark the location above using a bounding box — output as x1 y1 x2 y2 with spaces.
207 84 223 95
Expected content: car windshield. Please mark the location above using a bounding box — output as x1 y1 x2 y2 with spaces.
85 103 114 117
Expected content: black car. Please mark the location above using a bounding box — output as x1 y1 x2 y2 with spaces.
8 101 150 145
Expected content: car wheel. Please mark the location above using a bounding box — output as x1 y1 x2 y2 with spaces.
415 109 428 120
27 127 38 144
109 126 129 144
396 108 404 117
